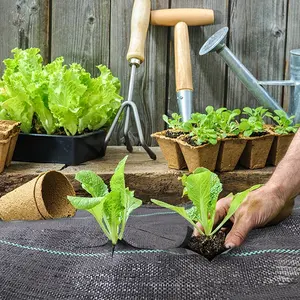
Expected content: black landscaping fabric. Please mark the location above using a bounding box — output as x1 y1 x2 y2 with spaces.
0 199 299 299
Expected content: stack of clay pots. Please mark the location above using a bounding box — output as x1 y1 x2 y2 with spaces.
0 120 21 173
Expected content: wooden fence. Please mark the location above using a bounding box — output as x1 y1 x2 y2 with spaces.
0 0 299 145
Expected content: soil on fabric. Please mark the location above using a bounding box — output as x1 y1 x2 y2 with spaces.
187 231 226 260
165 130 185 139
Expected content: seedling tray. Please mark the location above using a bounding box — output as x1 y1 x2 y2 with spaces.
12 129 106 165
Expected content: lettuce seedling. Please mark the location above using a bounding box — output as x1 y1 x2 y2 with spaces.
271 110 300 135
239 106 272 137
189 126 218 146
68 156 142 246
152 168 260 236
214 108 241 138
163 113 184 130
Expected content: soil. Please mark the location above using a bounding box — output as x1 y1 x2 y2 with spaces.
187 231 226 260
165 130 185 139
249 131 268 137
183 136 206 147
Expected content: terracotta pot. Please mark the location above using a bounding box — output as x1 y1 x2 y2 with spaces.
177 137 220 172
151 130 186 169
0 171 76 221
239 134 274 169
267 133 294 166
216 137 247 172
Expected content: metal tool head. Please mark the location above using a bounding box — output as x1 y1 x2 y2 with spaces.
199 27 228 55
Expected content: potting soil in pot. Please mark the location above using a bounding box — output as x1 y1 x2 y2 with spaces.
0 199 299 299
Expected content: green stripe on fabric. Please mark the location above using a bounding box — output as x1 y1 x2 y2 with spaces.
131 212 177 217
0 239 299 259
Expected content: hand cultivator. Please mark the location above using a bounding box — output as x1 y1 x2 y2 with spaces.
105 1 220 158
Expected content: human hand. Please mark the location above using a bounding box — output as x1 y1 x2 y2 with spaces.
193 184 294 249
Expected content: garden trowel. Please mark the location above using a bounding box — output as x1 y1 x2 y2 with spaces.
150 8 220 121
174 22 193 122
104 0 156 160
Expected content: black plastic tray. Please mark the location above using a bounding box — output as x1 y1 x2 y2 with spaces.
13 129 106 165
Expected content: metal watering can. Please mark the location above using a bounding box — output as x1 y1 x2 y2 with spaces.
199 27 300 123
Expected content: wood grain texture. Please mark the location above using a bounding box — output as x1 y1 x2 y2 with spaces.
110 0 169 146
0 147 275 203
168 0 228 116
227 0 287 110
283 0 300 111
51 0 110 76
0 0 49 73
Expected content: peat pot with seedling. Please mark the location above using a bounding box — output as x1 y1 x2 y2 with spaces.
213 108 247 172
0 48 122 165
151 113 188 169
239 107 274 169
267 110 300 166
152 167 260 260
177 108 220 172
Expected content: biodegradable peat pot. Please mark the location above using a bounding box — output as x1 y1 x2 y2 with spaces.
216 137 247 172
13 129 106 165
239 133 274 169
151 130 186 169
177 137 220 172
0 171 76 221
268 133 294 166
0 120 21 172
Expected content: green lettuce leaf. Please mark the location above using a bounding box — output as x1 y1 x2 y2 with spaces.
75 170 108 197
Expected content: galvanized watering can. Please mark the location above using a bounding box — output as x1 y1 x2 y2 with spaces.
200 27 300 123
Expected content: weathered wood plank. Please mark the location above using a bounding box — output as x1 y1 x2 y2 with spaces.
168 0 228 115
227 0 287 110
0 162 64 197
51 0 110 76
0 147 275 204
109 0 169 146
0 0 50 73
283 0 300 111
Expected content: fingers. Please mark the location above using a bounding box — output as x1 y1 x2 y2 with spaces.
225 215 253 248
193 196 232 237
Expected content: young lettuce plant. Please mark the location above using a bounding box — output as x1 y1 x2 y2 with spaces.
152 168 260 237
271 110 300 135
163 113 184 130
67 156 142 247
239 106 272 137
189 126 218 146
214 108 241 138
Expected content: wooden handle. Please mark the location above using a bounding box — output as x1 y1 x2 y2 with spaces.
126 0 151 63
151 9 214 26
175 22 193 92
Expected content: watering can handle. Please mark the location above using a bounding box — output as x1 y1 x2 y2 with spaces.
127 0 151 63
175 22 193 92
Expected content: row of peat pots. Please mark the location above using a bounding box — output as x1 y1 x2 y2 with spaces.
152 129 293 172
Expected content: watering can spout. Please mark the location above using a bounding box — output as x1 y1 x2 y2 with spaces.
199 27 286 115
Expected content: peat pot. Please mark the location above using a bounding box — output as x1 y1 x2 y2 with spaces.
216 137 247 172
151 130 186 170
268 133 294 166
177 137 220 172
239 134 274 169
13 129 107 165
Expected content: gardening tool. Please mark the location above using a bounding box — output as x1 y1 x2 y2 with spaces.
199 27 300 122
151 8 219 122
104 0 156 160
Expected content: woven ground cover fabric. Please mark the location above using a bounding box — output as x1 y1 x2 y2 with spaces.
0 200 299 299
